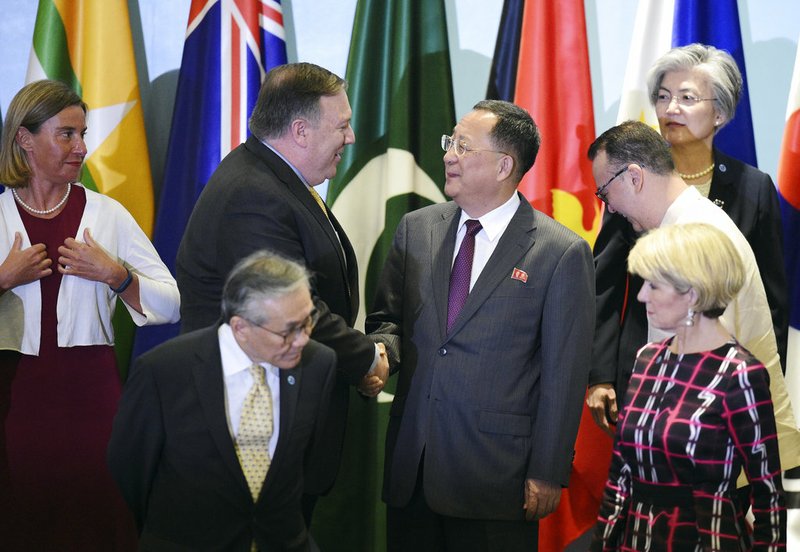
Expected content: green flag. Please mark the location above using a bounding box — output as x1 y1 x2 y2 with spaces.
312 0 455 550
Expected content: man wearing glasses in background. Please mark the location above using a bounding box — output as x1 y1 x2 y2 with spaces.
366 100 595 551
108 251 336 551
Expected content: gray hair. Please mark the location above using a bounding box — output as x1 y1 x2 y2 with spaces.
646 43 742 127
221 251 310 324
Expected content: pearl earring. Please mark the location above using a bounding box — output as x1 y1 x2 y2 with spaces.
685 308 695 327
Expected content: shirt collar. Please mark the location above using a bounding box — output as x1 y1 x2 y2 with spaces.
218 324 279 378
261 139 310 187
457 192 520 242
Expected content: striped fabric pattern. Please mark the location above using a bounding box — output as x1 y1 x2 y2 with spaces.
592 339 786 551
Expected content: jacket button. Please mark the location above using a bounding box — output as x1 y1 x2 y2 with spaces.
438 347 447 356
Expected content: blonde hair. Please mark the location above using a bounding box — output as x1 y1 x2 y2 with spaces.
628 223 744 318
0 80 86 188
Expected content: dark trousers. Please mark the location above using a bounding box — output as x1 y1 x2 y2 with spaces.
387 462 538 552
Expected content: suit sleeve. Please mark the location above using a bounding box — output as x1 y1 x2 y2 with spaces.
217 182 375 383
750 172 789 371
530 237 596 486
364 215 407 372
107 355 165 531
589 211 635 387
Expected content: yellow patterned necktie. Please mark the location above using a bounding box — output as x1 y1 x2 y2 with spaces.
235 363 273 501
308 186 330 220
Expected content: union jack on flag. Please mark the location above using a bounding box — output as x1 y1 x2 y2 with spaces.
133 0 287 356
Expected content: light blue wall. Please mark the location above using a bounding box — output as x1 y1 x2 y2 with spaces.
1 0 798 184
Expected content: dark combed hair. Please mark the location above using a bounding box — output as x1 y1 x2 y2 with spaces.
473 99 540 181
248 62 347 140
588 120 674 175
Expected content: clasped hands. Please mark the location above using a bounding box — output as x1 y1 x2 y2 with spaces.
357 342 388 397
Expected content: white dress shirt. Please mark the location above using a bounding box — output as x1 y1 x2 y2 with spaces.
218 324 281 458
452 192 521 290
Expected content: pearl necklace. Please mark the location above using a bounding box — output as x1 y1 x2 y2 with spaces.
12 183 72 216
678 163 715 180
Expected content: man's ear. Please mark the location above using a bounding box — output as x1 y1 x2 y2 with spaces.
290 118 308 146
497 154 514 181
629 163 645 192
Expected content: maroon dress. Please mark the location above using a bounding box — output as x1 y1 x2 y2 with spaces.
0 186 137 550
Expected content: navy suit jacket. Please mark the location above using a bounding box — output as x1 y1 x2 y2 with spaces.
591 148 789 402
176 135 375 492
367 195 595 520
107 326 336 551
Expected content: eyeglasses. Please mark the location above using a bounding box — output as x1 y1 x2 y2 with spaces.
653 92 715 108
246 309 319 346
595 167 627 204
441 134 506 157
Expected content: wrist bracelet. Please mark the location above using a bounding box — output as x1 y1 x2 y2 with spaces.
110 267 133 294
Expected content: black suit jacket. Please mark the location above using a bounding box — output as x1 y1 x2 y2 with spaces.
367 197 595 519
591 148 789 402
176 136 375 492
107 326 336 551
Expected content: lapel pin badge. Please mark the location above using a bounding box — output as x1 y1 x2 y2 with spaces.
713 199 724 208
287 375 296 385
511 267 528 283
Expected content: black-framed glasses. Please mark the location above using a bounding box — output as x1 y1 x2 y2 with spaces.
595 167 627 204
246 309 320 346
653 92 715 108
441 134 506 157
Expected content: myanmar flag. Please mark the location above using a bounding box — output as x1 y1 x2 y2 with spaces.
318 0 455 549
26 0 154 372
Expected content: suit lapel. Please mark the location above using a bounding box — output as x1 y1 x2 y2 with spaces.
431 205 461 340
190 329 250 497
446 197 537 337
708 148 736 209
260 366 301 496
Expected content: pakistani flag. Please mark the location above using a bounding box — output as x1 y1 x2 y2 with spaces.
26 0 155 374
314 0 455 549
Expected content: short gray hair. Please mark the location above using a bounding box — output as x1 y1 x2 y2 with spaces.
221 251 310 324
647 43 742 128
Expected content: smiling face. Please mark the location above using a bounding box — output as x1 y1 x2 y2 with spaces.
591 151 650 233
656 68 721 149
232 285 314 370
443 109 512 217
19 105 87 187
637 278 694 332
301 91 355 185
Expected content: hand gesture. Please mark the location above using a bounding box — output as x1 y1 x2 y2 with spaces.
358 342 389 397
57 228 127 286
0 232 52 291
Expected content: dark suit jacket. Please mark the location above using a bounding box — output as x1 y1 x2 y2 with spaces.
176 135 375 492
590 148 789 403
366 195 595 520
107 326 336 551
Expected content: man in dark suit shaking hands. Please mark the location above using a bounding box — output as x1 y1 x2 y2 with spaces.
108 251 335 551
367 100 596 551
176 63 388 520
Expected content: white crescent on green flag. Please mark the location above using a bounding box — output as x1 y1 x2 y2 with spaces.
26 0 154 236
329 0 455 333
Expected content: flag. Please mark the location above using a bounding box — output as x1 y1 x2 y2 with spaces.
485 1 604 549
615 0 674 126
132 0 287 356
321 0 455 548
778 36 800 430
616 0 757 166
26 0 154 373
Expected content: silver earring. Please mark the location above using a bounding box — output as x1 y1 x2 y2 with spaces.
685 308 695 327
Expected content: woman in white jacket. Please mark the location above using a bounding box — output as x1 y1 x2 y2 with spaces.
0 79 179 550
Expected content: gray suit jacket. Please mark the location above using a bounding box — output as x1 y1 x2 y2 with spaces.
367 194 595 520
